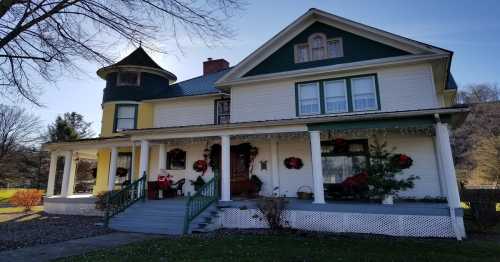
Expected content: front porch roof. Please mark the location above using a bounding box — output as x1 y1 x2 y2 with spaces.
42 136 131 151
123 106 468 140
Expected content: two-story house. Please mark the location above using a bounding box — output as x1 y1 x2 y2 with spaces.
43 8 468 239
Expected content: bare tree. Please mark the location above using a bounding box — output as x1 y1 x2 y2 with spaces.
0 0 244 105
457 83 500 104
0 104 42 163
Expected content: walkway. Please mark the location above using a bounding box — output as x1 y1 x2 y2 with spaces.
0 232 163 262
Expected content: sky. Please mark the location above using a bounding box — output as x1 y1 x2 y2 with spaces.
14 0 500 135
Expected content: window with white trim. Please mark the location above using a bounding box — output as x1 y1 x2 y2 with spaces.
215 99 231 124
114 105 137 132
351 76 378 111
117 72 140 87
324 79 348 113
298 82 320 115
294 33 343 63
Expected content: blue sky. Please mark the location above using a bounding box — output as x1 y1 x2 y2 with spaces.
16 0 500 134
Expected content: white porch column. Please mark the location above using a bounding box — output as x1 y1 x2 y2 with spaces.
46 152 59 197
139 140 150 177
131 142 136 180
60 151 73 197
108 147 118 191
435 122 466 240
270 140 280 196
309 131 325 204
158 143 166 171
220 135 231 201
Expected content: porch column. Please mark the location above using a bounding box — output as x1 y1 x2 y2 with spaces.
270 140 280 196
139 140 150 177
46 152 59 197
158 143 166 170
435 122 466 240
309 131 325 204
130 142 136 180
60 151 73 197
220 135 231 202
108 147 118 191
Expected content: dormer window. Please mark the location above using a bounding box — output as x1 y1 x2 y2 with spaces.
117 71 140 87
294 33 343 63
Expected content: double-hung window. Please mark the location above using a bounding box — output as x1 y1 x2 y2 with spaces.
114 104 137 132
215 99 230 124
351 76 378 111
324 79 348 113
298 82 320 115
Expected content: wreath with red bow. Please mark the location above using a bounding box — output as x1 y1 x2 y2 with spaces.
284 157 304 169
390 154 413 169
193 159 208 175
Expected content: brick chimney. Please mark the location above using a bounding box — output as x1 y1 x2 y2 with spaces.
203 58 229 75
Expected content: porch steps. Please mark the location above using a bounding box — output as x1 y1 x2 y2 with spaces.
189 205 222 234
108 199 187 235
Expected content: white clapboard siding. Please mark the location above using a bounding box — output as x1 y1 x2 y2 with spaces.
230 64 440 123
153 97 216 128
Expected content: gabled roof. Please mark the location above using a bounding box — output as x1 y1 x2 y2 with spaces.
216 8 452 87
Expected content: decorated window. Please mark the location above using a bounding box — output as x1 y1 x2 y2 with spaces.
324 79 348 113
114 104 137 132
298 82 320 115
117 71 140 87
115 153 132 184
167 148 186 170
215 99 230 124
294 33 343 63
351 76 378 111
321 139 369 184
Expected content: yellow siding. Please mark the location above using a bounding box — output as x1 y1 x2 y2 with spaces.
94 148 110 195
100 103 118 138
137 102 154 129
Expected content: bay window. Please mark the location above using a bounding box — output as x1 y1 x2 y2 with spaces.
298 82 320 115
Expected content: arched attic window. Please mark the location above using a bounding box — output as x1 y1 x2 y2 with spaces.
309 33 327 61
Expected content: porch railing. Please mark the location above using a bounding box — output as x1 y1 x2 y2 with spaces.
183 171 219 234
104 174 147 226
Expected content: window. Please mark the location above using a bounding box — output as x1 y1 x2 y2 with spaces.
309 34 327 61
114 104 137 132
298 82 320 115
351 76 378 111
167 148 186 170
296 74 379 116
295 44 309 63
115 153 132 184
327 38 343 58
294 33 343 63
324 79 348 113
215 99 230 124
117 71 140 86
321 139 369 184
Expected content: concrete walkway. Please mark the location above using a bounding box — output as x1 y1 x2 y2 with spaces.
0 232 163 262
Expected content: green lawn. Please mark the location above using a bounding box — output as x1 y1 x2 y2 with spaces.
60 233 500 262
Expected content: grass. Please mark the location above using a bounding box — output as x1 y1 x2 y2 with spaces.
60 233 500 262
0 188 19 203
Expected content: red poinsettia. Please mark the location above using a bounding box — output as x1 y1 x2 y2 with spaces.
342 171 368 190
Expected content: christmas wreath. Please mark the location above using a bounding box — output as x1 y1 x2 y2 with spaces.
193 159 208 174
284 157 304 169
390 154 413 169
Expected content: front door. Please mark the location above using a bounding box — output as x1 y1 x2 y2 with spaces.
230 144 251 195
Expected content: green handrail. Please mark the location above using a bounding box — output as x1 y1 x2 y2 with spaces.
104 174 147 226
183 170 219 234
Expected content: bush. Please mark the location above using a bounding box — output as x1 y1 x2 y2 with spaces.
95 190 121 211
9 189 43 211
461 189 500 231
255 197 288 230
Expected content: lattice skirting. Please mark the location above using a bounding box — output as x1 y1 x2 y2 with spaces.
219 208 456 238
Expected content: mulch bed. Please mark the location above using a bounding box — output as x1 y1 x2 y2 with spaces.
0 212 113 251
